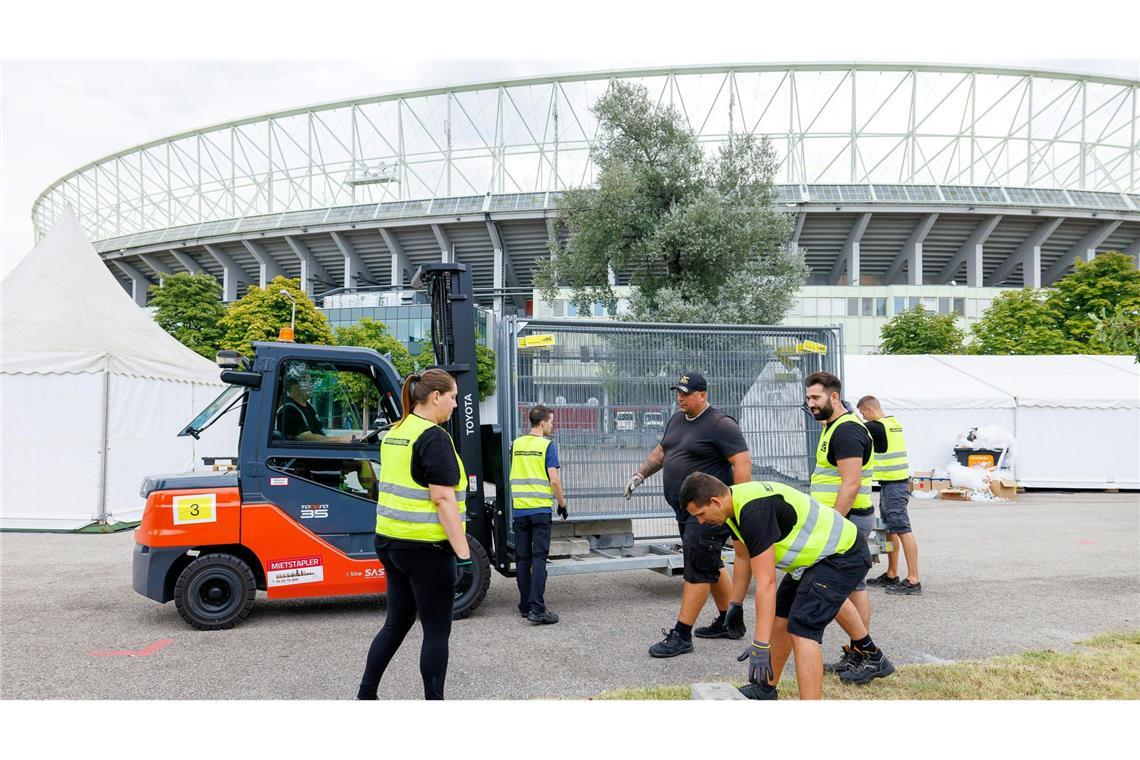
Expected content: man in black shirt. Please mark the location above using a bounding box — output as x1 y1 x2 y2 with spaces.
625 371 753 658
679 473 893 699
276 369 350 443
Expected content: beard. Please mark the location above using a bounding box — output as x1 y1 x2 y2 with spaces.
811 401 834 421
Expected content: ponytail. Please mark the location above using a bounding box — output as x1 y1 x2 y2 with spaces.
397 368 456 425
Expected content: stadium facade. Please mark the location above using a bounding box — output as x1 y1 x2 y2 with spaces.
32 64 1140 353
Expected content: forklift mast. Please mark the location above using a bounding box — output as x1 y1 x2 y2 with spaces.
411 263 491 554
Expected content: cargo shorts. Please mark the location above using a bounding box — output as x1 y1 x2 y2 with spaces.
845 511 876 591
677 513 731 584
775 535 872 643
877 480 913 535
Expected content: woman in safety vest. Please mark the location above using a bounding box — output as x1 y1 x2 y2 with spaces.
357 368 471 700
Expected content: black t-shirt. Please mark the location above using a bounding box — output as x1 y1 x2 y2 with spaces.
823 414 873 516
660 406 748 509
409 420 462 489
864 420 888 454
734 495 798 558
278 399 324 438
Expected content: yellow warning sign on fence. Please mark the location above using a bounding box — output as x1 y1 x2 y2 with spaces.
800 339 828 354
517 334 555 349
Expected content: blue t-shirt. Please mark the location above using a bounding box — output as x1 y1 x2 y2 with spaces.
545 440 560 470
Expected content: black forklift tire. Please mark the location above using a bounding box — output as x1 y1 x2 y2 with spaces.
173 553 257 631
452 536 491 620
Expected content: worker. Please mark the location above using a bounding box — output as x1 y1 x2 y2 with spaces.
510 404 568 625
805 371 894 683
625 371 754 657
679 474 894 699
356 368 472 700
276 365 350 442
857 395 921 595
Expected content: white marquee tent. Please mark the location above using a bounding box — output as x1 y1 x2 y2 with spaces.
844 354 1140 489
1 212 238 530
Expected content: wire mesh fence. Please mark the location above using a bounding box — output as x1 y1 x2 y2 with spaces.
496 318 842 537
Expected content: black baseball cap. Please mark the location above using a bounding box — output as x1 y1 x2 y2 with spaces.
670 371 708 394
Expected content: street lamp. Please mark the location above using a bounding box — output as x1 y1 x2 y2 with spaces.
278 289 297 342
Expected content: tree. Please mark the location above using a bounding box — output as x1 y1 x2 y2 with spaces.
969 289 1076 355
1045 251 1140 351
147 273 227 359
1090 305 1140 361
335 318 416 378
414 341 496 402
218 276 334 356
878 306 966 354
535 80 804 325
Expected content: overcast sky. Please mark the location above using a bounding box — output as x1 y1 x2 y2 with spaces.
3 1 1137 277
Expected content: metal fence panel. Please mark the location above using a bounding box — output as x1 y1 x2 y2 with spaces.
497 318 842 536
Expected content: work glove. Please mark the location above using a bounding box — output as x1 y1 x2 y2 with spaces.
737 640 773 685
454 557 474 593
557 502 569 521
624 473 644 500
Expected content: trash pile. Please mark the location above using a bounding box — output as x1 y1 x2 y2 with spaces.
910 426 1020 502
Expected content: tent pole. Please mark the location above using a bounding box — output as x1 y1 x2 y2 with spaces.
96 365 111 525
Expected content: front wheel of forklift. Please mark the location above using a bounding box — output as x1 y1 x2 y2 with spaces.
453 536 491 620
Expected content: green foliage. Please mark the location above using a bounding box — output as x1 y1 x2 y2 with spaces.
335 318 417 377
969 289 1076 355
878 306 966 354
1090 305 1140 361
218 276 334 356
536 81 804 324
474 343 496 402
147 273 227 359
1045 252 1140 351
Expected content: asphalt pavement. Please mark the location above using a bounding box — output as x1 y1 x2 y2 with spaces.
1 492 1137 699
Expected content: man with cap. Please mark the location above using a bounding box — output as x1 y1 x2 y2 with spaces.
626 371 754 657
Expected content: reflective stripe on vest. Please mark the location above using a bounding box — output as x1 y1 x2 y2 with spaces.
811 413 873 511
510 434 554 511
376 414 467 541
725 481 856 572
873 416 910 482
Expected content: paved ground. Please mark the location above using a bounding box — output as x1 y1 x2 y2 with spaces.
2 492 1137 699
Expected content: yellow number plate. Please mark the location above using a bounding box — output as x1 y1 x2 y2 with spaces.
172 493 217 525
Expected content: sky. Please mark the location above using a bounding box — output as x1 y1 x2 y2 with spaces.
2 1 1137 280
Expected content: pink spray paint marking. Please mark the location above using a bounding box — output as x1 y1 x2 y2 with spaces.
89 638 174 657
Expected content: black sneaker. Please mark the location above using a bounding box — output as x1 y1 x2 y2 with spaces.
839 652 896 684
866 572 900 587
649 627 694 658
738 681 778 700
824 645 864 674
694 614 745 639
527 609 559 625
886 580 922 595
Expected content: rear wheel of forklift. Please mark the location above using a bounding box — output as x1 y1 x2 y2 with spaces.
453 536 491 620
174 553 257 630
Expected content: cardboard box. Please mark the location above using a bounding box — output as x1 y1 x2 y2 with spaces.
939 488 971 501
911 471 952 494
990 477 1019 500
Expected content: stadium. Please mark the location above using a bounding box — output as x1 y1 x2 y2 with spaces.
31 63 1140 353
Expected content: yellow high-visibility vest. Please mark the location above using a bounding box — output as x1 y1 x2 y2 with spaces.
510 434 554 512
725 481 856 572
375 414 467 541
811 413 872 511
873 415 910 482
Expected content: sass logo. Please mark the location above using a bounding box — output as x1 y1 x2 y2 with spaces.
365 568 386 579
300 504 329 519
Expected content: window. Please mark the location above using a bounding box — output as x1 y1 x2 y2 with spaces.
593 303 605 318
861 297 874 316
893 297 906 315
939 297 951 314
922 297 938 312
876 297 887 316
832 298 845 316
274 359 391 445
566 301 578 317
953 298 966 316
552 300 565 317
909 296 922 310
847 298 859 316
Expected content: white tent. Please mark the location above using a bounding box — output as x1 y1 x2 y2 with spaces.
844 354 1140 489
1 212 238 530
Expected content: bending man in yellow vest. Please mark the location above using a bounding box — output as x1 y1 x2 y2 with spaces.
806 371 895 683
680 474 895 699
857 396 921 594
509 405 568 625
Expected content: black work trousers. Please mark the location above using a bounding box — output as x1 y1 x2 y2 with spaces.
358 537 455 700
513 510 552 615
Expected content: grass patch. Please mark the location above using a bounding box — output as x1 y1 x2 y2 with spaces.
594 630 1140 700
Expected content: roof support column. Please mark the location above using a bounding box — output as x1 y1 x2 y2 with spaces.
331 231 371 289
432 224 454 264
284 236 332 297
137 254 173 285
379 228 411 288
830 212 871 285
241 239 284 288
937 215 1001 286
1043 220 1122 285
112 260 154 306
170 249 207 275
985 217 1063 288
1125 237 1140 267
204 244 252 302
885 213 938 285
